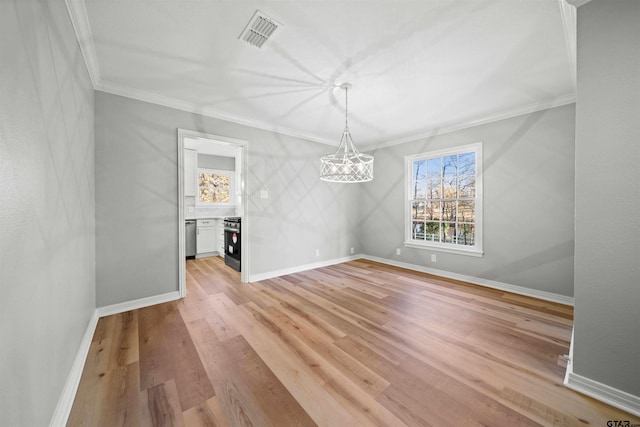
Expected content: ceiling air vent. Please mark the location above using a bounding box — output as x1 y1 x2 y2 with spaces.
238 10 280 48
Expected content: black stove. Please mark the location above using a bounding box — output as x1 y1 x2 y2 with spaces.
223 217 241 272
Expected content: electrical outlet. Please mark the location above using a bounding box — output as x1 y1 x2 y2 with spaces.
396 248 401 255
431 254 437 262
350 247 354 254
188 207 194 213
315 249 320 257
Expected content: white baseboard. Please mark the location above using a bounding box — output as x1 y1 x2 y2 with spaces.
364 255 639 416
564 327 575 385
249 255 362 282
49 309 99 427
51 291 182 425
96 291 182 317
360 254 575 306
564 328 640 416
565 370 640 417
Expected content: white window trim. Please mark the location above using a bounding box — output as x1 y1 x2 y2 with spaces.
196 167 236 206
404 142 483 257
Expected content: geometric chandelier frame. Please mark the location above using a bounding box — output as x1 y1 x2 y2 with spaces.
320 83 374 183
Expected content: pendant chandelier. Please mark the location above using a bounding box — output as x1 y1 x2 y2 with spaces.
320 83 374 183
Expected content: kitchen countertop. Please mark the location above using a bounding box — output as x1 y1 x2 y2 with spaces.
185 216 225 221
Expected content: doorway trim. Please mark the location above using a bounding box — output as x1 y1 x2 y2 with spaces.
177 128 249 298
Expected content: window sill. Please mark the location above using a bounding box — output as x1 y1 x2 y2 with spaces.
403 242 484 257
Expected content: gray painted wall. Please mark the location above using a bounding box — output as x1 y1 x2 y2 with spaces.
198 153 235 171
249 133 360 274
573 0 640 396
95 91 359 306
0 1 96 425
360 104 576 297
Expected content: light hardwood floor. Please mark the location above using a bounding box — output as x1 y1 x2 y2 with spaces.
68 257 639 426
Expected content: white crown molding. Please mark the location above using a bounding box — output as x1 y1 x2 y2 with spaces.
64 0 102 89
63 0 577 153
364 93 576 152
100 81 575 153
564 0 592 7
98 82 336 146
49 309 99 427
558 0 577 91
101 81 575 153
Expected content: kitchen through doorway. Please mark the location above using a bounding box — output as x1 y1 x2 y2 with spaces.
178 129 249 298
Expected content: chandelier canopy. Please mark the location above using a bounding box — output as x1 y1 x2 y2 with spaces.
320 83 373 183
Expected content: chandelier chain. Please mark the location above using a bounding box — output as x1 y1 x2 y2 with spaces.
344 85 348 129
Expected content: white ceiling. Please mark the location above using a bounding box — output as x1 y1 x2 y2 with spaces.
71 0 576 148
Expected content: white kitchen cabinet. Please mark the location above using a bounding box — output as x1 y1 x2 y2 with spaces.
216 219 225 257
184 148 197 197
196 219 216 254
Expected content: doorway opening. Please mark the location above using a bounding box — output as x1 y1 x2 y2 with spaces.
178 129 249 297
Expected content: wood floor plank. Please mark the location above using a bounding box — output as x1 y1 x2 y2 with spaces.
253 278 347 341
138 304 175 390
141 379 184 427
241 302 409 427
223 333 317 426
182 396 229 427
68 257 640 427
186 317 285 427
231 303 363 426
107 311 139 370
203 293 242 341
138 302 214 411
264 304 390 396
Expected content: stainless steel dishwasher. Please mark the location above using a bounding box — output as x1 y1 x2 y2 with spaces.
185 219 196 258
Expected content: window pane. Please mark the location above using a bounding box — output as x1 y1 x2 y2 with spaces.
407 147 479 251
427 158 441 179
457 200 475 222
427 179 441 199
199 172 231 203
214 188 230 203
458 175 475 198
456 223 475 246
412 222 425 240
425 222 440 242
443 176 456 199
427 201 441 220
458 152 475 175
442 155 457 177
413 160 426 181
443 222 456 243
199 173 210 202
442 201 456 222
412 201 426 220
412 180 427 199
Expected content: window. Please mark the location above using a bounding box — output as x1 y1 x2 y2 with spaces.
405 142 482 256
197 168 234 204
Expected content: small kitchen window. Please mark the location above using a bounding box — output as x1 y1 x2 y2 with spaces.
197 168 234 205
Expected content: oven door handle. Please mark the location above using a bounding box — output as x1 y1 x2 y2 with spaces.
224 227 240 233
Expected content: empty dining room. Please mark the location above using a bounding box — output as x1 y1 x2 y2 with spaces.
1 0 639 426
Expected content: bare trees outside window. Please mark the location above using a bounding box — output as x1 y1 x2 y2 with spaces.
407 143 482 255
